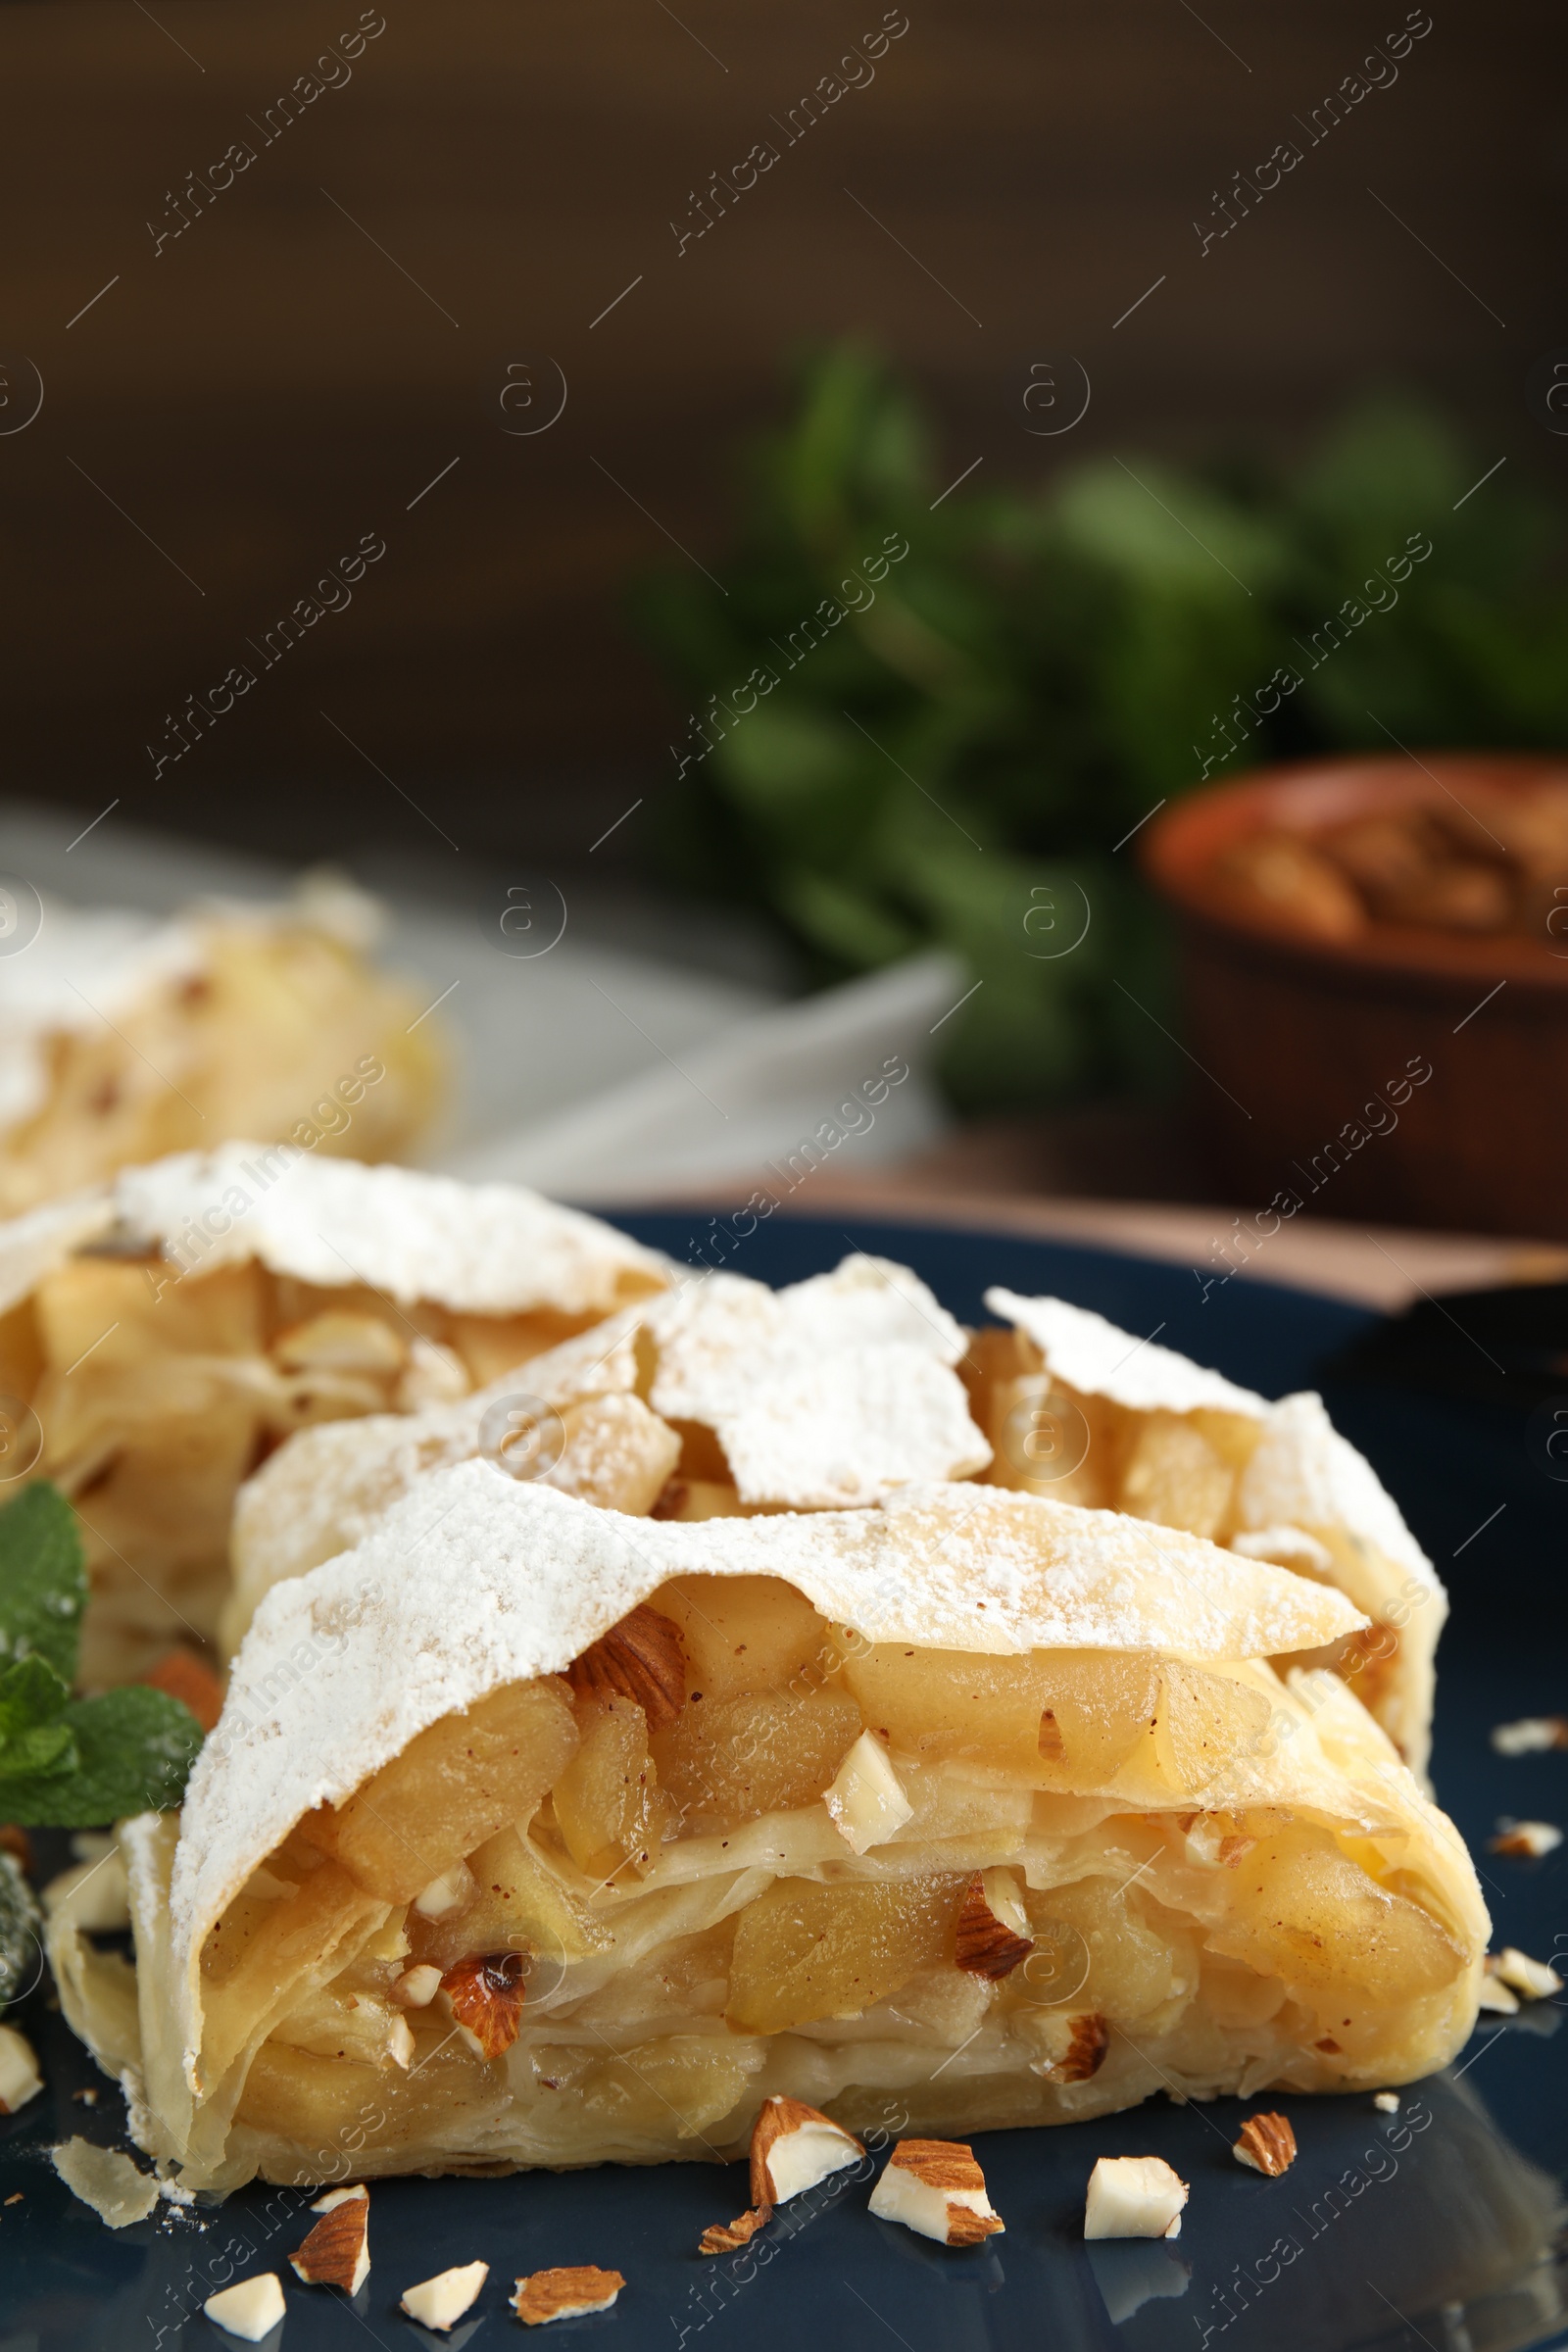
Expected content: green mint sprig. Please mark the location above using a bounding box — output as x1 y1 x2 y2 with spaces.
0 1485 204 1827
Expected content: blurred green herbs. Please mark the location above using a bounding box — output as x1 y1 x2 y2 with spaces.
631 345 1568 1111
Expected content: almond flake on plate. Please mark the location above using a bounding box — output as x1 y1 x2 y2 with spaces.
204 2274 286 2341
1373 2091 1400 2114
1491 1716 1568 1756
750 2096 864 2207
1493 1946 1563 2000
513 2266 625 2326
1084 2154 1189 2239
1489 1820 1562 1858
290 2183 369 2292
1477 1975 1520 2014
698 2205 771 2256
867 2138 1004 2246
400 2259 489 2330
1233 2112 1297 2177
955 1869 1033 1980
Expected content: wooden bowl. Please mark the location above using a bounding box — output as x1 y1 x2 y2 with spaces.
1142 755 1568 1239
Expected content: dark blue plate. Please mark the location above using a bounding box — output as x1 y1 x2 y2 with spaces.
4 1213 1564 2352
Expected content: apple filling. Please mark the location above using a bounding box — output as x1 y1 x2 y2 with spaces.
0 1254 625 1684
206 1574 1479 2180
965 1326 1413 1743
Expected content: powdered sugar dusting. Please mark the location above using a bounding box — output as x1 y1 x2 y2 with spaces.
1236 1392 1441 1592
649 1256 988 1503
228 1262 990 1634
987 1289 1267 1416
0 1145 668 1318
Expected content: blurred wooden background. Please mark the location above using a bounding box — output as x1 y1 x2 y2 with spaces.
3 0 1561 865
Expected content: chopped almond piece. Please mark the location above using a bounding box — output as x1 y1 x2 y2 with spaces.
1489 1820 1562 1858
1492 1716 1568 1756
569 1603 686 1730
390 1962 443 2009
1477 1975 1520 2015
290 2184 369 2292
1373 2092 1400 2114
698 2205 771 2255
1493 1945 1563 2000
1037 2011 1110 2084
513 2266 625 2326
273 1310 407 1373
750 2095 864 2207
1084 2154 1188 2239
440 1950 526 2059
1038 1708 1066 1762
867 2138 1004 2246
401 2260 488 2330
955 1870 1033 1980
1233 2112 1297 2178
204 2274 286 2341
138 1647 223 1733
414 1861 476 1920
824 1732 913 1854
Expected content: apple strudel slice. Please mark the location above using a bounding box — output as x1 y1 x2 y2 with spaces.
972 1291 1446 1777
0 877 441 1218
52 1465 1486 2194
0 1147 668 1683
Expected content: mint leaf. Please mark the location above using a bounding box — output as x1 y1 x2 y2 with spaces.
0 1486 205 1825
0 1485 86 1682
0 1688 203 1828
0 1655 77 1781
